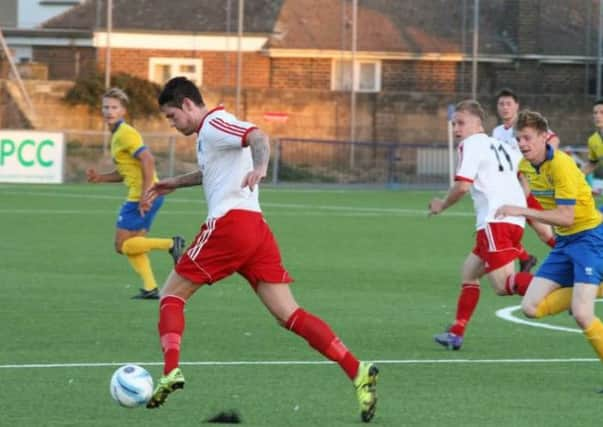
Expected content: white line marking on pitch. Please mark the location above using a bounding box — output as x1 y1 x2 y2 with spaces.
496 305 582 333
0 358 598 369
0 189 473 217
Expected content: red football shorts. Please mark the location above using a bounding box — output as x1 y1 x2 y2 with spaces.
472 222 525 273
175 209 293 288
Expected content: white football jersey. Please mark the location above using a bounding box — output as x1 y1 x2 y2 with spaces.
196 106 261 219
455 133 526 230
491 124 522 168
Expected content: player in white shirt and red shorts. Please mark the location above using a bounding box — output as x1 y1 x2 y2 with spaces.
141 77 378 422
429 100 535 350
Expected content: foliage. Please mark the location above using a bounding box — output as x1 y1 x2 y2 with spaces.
63 72 161 120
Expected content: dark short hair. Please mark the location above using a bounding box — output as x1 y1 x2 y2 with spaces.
455 99 486 123
495 88 519 104
594 98 603 108
158 77 204 108
516 110 549 133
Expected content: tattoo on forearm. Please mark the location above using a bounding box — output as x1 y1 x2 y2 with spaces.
249 134 270 169
177 171 203 187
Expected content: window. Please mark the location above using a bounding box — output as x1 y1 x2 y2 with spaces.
332 59 381 92
149 58 202 86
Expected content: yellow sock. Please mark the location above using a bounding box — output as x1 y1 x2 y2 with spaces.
534 287 573 318
584 318 603 361
598 284 603 298
121 236 172 256
126 253 158 291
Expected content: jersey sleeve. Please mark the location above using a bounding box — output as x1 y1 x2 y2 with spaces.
121 128 146 157
455 139 479 182
588 135 603 163
551 155 577 205
205 115 258 149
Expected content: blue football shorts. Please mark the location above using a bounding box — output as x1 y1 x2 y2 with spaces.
116 195 164 231
536 223 603 286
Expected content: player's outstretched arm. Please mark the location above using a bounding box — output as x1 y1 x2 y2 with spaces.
142 171 202 211
86 168 122 183
429 180 471 215
496 204 575 228
242 129 270 191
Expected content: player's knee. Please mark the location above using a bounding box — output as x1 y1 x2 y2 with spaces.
521 300 539 318
571 306 594 329
114 240 123 254
493 285 508 296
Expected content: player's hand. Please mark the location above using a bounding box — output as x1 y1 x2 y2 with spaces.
428 198 445 216
143 179 177 206
495 204 523 219
241 168 266 191
86 168 101 183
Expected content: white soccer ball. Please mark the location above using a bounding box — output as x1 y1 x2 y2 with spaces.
109 364 153 408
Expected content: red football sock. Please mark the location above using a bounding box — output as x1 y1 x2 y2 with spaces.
504 272 533 296
285 308 360 380
547 237 556 248
449 283 480 337
158 295 186 375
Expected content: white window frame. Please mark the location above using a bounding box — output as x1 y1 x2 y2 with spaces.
148 57 203 86
331 59 381 92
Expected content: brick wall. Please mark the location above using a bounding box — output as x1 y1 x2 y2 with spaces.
4 79 595 150
518 0 541 54
96 48 270 88
383 60 457 93
270 58 331 89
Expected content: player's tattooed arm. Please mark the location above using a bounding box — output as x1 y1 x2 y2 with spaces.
247 129 270 175
242 129 270 190
174 170 203 187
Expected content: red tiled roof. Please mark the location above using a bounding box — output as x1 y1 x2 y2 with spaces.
41 0 598 57
43 0 284 34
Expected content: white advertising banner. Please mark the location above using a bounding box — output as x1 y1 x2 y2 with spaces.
0 131 64 183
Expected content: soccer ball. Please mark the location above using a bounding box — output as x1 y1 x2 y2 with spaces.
109 364 153 408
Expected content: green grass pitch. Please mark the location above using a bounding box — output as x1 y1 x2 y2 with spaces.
1 183 602 426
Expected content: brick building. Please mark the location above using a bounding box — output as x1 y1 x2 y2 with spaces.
1 0 600 145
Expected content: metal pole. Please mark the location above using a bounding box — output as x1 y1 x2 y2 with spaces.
585 0 592 96
349 0 357 168
460 0 467 93
104 0 112 89
235 0 244 116
0 27 36 121
471 0 479 99
597 0 602 98
447 104 455 187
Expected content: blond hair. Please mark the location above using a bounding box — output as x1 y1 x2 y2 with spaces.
516 110 549 134
103 87 129 107
455 100 486 123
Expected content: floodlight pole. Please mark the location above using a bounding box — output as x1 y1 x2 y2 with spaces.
597 0 603 98
349 0 358 168
471 0 479 99
104 0 112 89
235 0 244 116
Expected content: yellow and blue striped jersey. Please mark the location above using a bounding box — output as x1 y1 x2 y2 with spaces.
110 121 157 201
519 145 601 236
